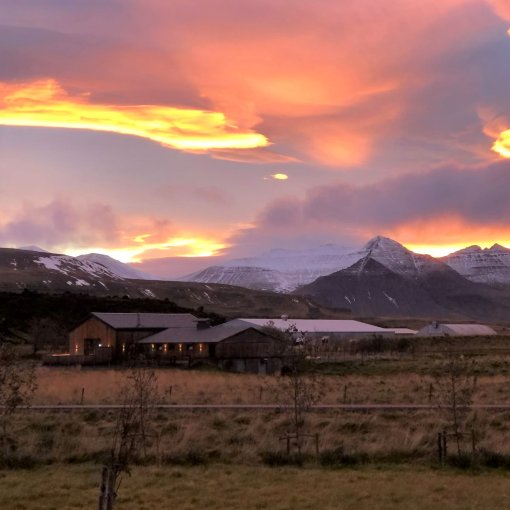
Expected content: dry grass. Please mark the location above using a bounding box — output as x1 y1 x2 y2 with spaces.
2 463 510 510
33 366 510 406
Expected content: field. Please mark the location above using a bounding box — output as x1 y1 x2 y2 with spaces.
2 464 510 510
4 335 510 508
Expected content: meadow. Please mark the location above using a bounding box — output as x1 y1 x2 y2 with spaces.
2 464 510 510
3 335 510 508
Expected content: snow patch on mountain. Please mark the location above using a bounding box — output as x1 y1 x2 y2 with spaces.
77 253 155 280
442 243 510 284
183 244 363 291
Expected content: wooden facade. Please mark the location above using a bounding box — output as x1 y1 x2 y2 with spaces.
70 316 116 355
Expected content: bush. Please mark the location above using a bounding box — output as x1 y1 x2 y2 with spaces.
319 447 368 467
260 451 307 467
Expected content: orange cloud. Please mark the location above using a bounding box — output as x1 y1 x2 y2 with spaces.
480 110 510 158
0 79 269 152
388 215 510 255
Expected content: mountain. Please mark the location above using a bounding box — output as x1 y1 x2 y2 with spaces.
77 253 155 280
442 244 510 285
296 237 510 321
0 247 345 319
182 244 364 291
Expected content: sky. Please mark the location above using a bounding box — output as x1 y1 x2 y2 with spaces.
1 0 510 277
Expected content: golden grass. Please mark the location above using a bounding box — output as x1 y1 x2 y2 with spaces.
33 366 510 406
2 463 510 510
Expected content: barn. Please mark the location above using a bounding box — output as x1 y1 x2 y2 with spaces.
416 322 497 337
139 320 282 374
69 312 201 361
65 312 282 373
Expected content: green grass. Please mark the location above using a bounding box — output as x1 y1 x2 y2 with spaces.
2 464 510 509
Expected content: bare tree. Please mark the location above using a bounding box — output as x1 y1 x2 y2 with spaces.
0 343 37 458
99 364 159 510
264 323 325 455
433 351 477 456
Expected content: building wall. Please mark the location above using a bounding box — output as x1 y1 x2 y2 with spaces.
69 317 116 355
216 329 277 359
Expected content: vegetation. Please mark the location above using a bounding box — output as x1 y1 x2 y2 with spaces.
3 463 510 510
0 290 224 351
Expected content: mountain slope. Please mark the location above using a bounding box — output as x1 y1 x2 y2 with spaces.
77 253 155 280
0 247 345 319
442 244 510 284
183 244 364 291
296 238 510 321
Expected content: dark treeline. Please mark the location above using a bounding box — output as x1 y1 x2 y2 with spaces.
0 290 225 351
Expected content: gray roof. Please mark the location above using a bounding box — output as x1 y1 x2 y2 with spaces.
139 321 263 344
238 318 387 333
386 328 417 335
92 312 198 329
417 323 497 336
442 324 497 336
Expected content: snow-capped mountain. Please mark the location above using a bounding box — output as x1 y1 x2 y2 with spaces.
183 236 443 291
182 244 364 292
77 253 155 280
442 244 510 284
297 239 510 321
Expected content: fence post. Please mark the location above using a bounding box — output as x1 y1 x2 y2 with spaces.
437 432 443 465
80 387 85 405
442 429 447 460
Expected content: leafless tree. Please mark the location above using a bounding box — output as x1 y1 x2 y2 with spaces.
0 343 37 458
433 351 477 456
99 364 159 510
264 322 325 455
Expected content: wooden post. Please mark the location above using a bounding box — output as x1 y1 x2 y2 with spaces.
471 428 476 456
80 387 85 405
442 429 447 460
437 432 443 465
315 433 320 460
259 386 263 401
343 384 348 404
286 434 290 455
428 383 433 403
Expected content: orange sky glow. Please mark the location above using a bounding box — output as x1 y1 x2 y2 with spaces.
2 0 510 272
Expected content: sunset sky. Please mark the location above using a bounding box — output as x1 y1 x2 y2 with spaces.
1 1 510 276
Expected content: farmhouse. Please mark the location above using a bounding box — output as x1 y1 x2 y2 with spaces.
416 322 497 337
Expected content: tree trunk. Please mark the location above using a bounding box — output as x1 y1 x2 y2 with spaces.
99 467 116 510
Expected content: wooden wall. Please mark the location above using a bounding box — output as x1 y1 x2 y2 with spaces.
69 317 116 355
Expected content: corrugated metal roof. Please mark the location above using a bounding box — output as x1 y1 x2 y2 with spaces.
386 328 417 335
139 321 261 344
443 324 497 336
91 312 198 329
416 323 497 336
238 318 387 333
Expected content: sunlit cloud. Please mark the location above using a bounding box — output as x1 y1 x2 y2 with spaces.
0 79 269 152
270 173 288 180
492 129 510 158
67 235 228 263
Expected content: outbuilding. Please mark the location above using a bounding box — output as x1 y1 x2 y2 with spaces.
416 322 497 337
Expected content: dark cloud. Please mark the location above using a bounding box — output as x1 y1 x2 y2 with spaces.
0 200 119 248
256 159 510 230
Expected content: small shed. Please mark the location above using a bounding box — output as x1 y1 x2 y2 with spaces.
416 322 497 337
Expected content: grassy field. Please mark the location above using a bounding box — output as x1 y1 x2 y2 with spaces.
4 335 510 508
1 463 510 510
